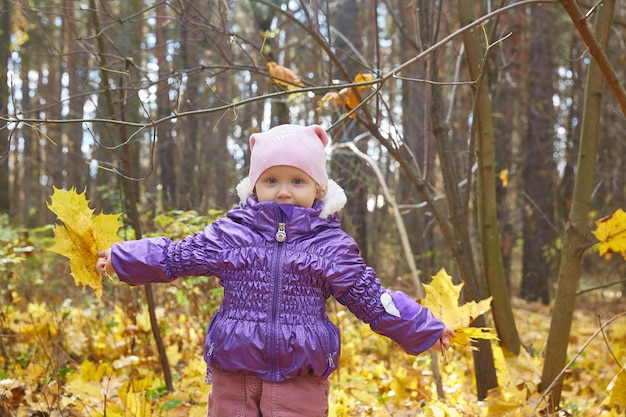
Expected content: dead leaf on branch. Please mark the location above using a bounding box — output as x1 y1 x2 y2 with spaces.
420 268 497 348
267 61 304 90
318 73 375 118
47 186 122 299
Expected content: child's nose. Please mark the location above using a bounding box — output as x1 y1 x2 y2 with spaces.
277 185 291 197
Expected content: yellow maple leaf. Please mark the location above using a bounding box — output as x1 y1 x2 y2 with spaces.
47 186 122 299
452 327 497 348
592 208 626 260
605 366 626 409
267 61 304 90
420 268 497 348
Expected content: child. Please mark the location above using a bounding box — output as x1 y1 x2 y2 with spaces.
96 124 455 417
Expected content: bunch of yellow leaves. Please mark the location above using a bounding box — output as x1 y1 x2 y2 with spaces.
592 208 626 260
318 73 375 118
47 187 122 299
421 268 498 348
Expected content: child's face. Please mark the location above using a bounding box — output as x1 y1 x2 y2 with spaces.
255 165 319 208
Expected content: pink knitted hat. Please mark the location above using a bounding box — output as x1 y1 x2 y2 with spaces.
248 124 329 191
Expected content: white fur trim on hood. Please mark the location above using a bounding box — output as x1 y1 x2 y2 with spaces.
235 177 347 219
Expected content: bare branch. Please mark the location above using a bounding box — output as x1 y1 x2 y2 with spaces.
560 0 626 117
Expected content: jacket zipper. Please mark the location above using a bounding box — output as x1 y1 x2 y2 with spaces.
322 319 336 378
269 210 287 380
205 342 215 384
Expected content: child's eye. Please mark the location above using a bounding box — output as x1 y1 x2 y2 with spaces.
292 179 303 185
267 178 278 184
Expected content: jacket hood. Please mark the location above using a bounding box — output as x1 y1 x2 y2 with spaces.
235 176 347 219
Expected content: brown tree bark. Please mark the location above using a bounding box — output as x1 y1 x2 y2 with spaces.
88 0 174 392
0 0 11 214
155 1 178 209
540 0 615 409
251 0 289 127
559 0 626 118
491 13 524 293
397 0 435 283
520 5 557 304
43 24 65 195
457 0 521 356
63 0 89 191
175 2 200 211
329 0 371 260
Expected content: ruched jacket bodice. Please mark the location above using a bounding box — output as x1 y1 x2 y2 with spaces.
111 194 445 382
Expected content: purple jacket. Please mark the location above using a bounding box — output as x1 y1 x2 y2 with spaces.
111 185 445 382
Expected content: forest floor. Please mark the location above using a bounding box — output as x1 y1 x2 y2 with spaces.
1 282 624 416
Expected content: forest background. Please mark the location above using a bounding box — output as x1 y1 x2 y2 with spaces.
1 0 626 416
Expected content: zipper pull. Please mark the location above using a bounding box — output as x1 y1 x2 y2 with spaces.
205 343 215 384
275 222 287 242
327 353 334 368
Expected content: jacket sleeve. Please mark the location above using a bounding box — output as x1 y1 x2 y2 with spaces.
327 233 445 355
111 225 222 286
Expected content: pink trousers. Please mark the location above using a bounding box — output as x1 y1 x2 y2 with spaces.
207 367 329 417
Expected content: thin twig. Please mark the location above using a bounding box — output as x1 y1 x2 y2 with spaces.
576 278 626 295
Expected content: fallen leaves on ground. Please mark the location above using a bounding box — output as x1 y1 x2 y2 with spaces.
1 290 624 416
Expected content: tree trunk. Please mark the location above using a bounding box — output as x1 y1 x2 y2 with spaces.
44 24 65 193
457 0 521 355
491 13 523 294
540 0 615 409
250 0 289 126
0 0 11 214
426 1 488 399
398 0 435 284
155 1 177 209
63 0 89 191
89 0 174 392
520 5 557 304
329 0 371 260
177 3 199 211
559 1 626 117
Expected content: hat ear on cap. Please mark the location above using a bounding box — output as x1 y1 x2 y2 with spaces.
249 124 328 148
309 124 329 147
249 135 257 149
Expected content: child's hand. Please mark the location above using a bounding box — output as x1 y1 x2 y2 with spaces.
432 326 456 352
96 249 115 275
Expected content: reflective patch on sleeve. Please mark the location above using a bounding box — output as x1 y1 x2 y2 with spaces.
381 292 401 318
